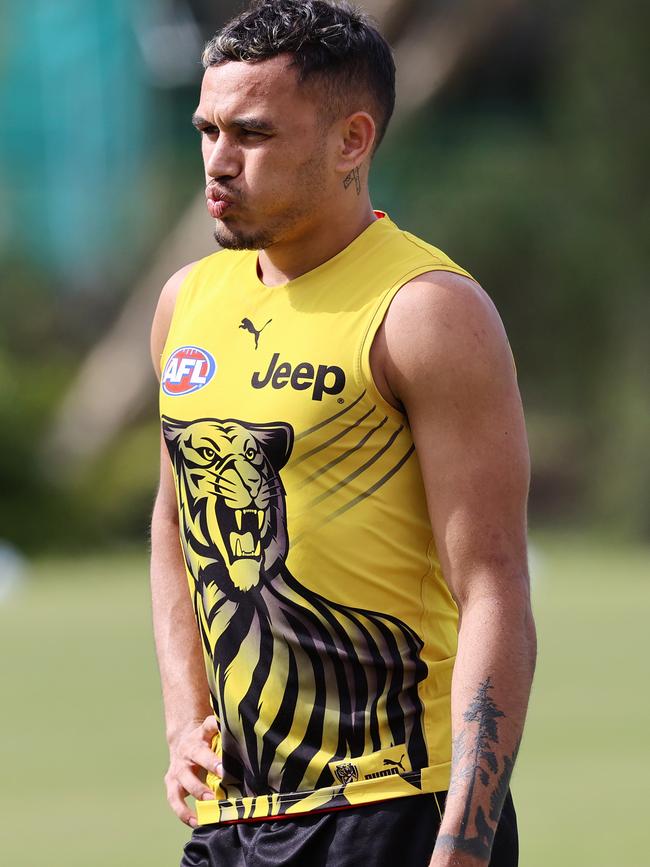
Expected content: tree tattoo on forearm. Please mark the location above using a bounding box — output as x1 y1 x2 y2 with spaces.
437 677 520 861
343 166 361 194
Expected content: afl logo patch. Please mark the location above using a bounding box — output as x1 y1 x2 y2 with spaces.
162 346 216 396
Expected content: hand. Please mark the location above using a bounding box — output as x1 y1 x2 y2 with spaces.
165 715 223 827
429 854 487 867
429 848 488 867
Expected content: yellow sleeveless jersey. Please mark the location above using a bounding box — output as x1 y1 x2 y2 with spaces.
159 212 473 825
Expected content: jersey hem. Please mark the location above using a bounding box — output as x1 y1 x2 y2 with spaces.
195 762 451 826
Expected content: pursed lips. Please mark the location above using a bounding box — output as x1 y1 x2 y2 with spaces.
205 185 237 219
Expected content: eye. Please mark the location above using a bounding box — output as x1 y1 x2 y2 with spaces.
245 447 256 460
198 447 216 461
240 129 269 143
199 126 219 140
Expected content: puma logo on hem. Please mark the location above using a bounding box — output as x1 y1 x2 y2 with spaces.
383 754 407 773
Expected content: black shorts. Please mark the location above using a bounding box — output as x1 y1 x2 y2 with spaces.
180 790 518 867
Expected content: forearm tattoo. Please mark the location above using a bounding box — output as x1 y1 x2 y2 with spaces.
437 677 520 861
343 166 361 194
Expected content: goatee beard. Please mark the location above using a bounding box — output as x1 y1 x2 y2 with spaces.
213 225 275 251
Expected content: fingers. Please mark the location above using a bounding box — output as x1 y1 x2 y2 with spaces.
165 775 199 828
165 717 222 826
165 767 217 828
197 716 222 775
191 741 224 777
176 766 216 802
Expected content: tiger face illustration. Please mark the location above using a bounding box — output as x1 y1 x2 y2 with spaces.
162 417 292 593
162 415 428 804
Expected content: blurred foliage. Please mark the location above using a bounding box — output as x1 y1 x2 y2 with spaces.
375 0 650 536
0 0 648 552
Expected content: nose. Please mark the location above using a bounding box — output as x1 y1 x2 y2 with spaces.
236 459 262 500
204 134 239 181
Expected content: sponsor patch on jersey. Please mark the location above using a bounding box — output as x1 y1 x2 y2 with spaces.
252 352 346 401
328 745 411 785
162 346 216 396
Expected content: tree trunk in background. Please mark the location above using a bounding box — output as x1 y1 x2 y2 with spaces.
41 194 214 477
393 0 519 122
43 0 519 475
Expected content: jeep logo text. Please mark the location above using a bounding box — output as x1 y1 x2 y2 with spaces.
252 353 346 401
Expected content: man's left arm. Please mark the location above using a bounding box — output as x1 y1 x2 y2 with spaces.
377 271 537 866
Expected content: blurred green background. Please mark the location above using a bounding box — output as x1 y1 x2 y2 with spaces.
0 1 648 865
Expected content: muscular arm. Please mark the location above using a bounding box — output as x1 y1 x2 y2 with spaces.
150 262 222 827
150 431 212 750
374 272 536 866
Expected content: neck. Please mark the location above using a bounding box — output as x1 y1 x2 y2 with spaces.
256 197 377 286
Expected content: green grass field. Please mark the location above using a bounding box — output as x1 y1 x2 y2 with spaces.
1 535 648 866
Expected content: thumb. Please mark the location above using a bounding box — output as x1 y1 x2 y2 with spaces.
201 715 219 738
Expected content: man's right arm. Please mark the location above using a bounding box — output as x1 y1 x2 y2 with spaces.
150 262 222 827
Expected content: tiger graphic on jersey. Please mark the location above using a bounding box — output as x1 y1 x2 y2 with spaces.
162 414 429 809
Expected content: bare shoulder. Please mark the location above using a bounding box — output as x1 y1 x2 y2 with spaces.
150 260 201 380
372 270 515 410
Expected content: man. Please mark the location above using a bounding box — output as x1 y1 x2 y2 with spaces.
149 2 536 865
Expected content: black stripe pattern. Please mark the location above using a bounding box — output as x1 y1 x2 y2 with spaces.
162 414 428 812
293 393 416 537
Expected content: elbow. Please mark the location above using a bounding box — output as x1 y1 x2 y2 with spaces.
524 603 538 678
506 579 537 677
150 490 180 538
458 575 538 675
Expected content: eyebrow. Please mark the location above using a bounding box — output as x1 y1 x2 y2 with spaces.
191 114 276 133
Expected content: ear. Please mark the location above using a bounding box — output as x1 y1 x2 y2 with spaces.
242 422 294 473
161 416 190 454
335 110 376 175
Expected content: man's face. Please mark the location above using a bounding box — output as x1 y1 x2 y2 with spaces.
193 56 334 250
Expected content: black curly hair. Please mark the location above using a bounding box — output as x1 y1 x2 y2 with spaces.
202 0 395 151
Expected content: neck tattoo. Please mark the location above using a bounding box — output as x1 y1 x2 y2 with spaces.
343 167 361 195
